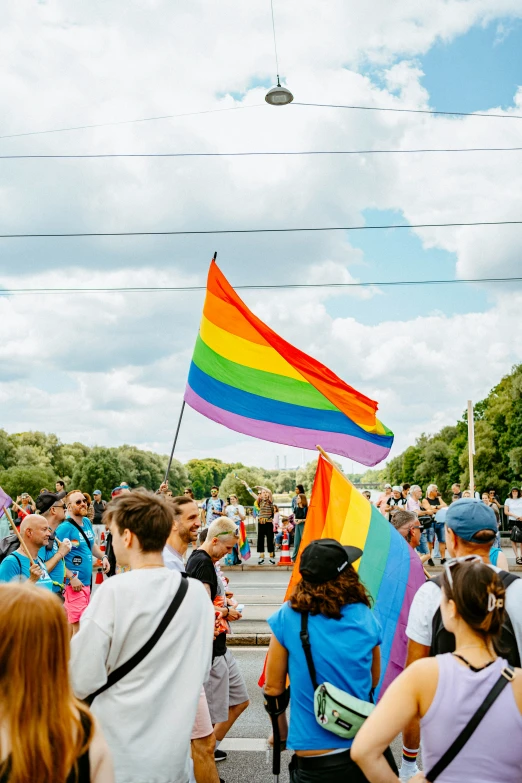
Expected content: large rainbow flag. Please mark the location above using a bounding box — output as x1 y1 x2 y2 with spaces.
184 261 393 466
282 453 425 696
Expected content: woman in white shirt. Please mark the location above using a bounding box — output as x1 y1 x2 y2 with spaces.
505 487 522 564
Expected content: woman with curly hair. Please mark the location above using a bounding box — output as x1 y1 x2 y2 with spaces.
0 583 113 783
264 538 393 782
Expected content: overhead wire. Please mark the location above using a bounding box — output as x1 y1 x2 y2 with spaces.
293 101 522 120
2 146 522 159
0 103 265 141
1 97 520 143
0 275 520 296
0 219 520 239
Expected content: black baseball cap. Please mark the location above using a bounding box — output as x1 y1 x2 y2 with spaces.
35 491 66 515
299 539 363 584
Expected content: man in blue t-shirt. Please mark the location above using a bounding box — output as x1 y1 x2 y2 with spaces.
202 486 225 529
0 515 54 590
56 490 110 632
36 490 78 597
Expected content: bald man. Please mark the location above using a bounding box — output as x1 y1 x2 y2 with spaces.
0 515 54 589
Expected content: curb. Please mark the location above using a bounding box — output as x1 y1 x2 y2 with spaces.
228 633 272 646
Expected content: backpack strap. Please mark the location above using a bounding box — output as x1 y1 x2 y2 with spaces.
426 666 515 781
299 612 319 691
85 575 189 706
12 550 24 576
69 520 93 550
499 570 519 589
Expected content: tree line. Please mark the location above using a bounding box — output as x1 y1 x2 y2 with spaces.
360 363 522 502
3 364 520 504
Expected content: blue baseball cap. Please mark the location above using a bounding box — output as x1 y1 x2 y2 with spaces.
446 498 497 542
93 489 101 496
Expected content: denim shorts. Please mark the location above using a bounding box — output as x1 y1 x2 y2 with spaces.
432 521 446 543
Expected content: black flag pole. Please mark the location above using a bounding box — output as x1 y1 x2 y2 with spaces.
163 400 186 484
162 251 217 485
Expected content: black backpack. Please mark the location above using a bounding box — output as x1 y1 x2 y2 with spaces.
0 533 20 564
430 571 521 668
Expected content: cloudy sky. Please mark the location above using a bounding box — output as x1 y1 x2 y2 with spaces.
1 1 522 473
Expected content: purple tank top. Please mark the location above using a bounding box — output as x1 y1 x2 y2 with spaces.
421 654 522 782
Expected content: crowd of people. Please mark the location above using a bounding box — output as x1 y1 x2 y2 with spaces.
264 498 522 782
0 483 252 783
1 475 522 782
372 480 522 569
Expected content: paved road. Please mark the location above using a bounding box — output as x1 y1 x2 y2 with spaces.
226 569 290 637
218 647 408 783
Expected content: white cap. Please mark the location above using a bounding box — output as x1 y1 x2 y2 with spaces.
384 483 392 489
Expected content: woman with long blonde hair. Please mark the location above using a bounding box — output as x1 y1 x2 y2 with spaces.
0 583 113 783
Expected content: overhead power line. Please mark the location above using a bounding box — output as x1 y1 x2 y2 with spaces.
293 101 522 120
1 97 519 143
2 146 522 160
0 276 520 297
0 219 520 239
0 104 265 141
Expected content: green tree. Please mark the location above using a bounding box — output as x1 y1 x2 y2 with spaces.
186 459 242 499
70 448 123 498
0 465 57 500
0 429 15 469
220 468 274 506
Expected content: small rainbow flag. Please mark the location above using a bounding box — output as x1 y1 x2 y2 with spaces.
184 261 393 466
281 452 425 696
238 519 251 561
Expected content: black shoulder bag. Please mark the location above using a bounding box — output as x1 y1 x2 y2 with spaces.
85 575 189 706
426 665 515 782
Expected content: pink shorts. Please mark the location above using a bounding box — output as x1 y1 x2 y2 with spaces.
191 687 213 740
64 585 91 624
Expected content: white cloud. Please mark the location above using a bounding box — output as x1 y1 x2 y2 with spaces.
1 0 521 470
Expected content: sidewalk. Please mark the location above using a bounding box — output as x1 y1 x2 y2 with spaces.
224 543 522 645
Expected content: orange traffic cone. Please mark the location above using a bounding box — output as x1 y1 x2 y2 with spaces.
100 531 106 553
278 531 292 565
95 568 104 585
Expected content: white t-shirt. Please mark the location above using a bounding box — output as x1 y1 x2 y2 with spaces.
71 568 213 783
505 497 522 521
162 544 185 573
225 503 245 522
406 565 522 654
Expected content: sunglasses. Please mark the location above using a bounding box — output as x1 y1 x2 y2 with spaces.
73 499 87 506
53 503 67 510
443 555 482 588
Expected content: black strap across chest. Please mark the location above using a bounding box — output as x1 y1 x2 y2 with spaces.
85 575 188 705
69 520 93 550
426 665 515 781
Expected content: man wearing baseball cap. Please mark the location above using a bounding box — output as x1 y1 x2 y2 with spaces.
398 499 522 781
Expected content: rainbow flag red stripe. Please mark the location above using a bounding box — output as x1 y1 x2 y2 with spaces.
184 261 393 466
286 454 425 696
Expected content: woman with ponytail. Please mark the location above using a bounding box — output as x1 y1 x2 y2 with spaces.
0 583 113 783
352 559 522 782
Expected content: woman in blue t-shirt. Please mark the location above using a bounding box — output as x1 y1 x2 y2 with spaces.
265 538 394 783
